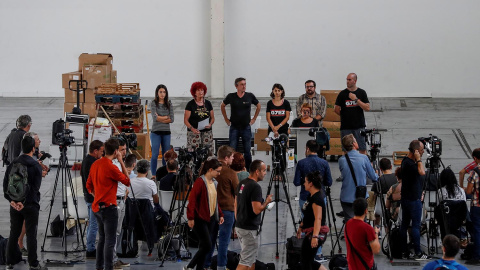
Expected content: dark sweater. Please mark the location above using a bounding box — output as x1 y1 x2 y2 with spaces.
81 154 98 203
3 154 43 205
187 177 223 222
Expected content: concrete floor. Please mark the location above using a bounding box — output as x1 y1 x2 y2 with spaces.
0 96 478 269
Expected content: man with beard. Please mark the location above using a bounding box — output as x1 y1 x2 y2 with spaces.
296 80 326 126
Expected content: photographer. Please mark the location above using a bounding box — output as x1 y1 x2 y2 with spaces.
371 158 397 234
296 171 328 270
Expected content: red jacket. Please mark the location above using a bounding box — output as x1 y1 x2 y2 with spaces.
187 177 223 222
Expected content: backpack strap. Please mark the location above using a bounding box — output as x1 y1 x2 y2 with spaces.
345 153 358 187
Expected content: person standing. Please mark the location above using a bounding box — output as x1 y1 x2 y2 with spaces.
234 160 272 270
231 152 249 182
184 82 215 155
205 146 238 270
334 73 370 154
81 140 105 258
86 138 130 270
184 159 224 270
344 198 380 270
400 140 430 260
3 115 32 166
296 80 326 125
465 148 480 266
371 158 397 233
4 136 47 270
221 77 260 170
266 83 291 138
150 84 174 174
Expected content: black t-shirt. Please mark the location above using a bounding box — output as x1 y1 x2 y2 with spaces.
223 92 259 128
291 118 319 128
235 178 263 230
335 88 369 130
81 154 97 203
400 157 424 201
156 166 168 182
185 99 213 132
266 99 291 134
159 172 176 191
371 173 397 194
301 190 326 228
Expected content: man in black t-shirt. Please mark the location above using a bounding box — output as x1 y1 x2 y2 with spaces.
334 73 370 154
399 140 430 260
235 160 272 270
221 77 261 170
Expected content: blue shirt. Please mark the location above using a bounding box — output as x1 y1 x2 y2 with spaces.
422 259 468 270
339 150 378 203
293 155 332 201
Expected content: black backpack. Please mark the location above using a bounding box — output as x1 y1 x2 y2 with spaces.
6 162 29 203
328 254 348 270
0 235 22 265
117 227 138 258
388 227 403 259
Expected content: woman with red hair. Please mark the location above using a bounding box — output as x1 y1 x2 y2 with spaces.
184 82 215 154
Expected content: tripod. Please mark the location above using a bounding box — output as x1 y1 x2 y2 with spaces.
423 155 444 255
324 186 343 257
259 144 297 258
41 145 86 256
373 177 394 262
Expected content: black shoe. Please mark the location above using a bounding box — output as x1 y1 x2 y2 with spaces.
402 251 415 260
336 211 345 218
86 249 96 258
465 258 480 265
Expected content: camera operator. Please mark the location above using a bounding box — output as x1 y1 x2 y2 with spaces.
81 140 105 258
155 149 178 181
400 140 430 260
371 158 397 235
86 138 130 270
2 115 32 166
159 159 178 191
3 136 47 270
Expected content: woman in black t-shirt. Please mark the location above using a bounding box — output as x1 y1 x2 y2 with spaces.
291 103 319 128
266 83 291 137
184 82 215 154
296 171 327 270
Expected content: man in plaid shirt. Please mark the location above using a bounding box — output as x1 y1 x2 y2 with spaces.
466 148 480 266
296 80 326 126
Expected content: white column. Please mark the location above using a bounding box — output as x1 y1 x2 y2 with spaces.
210 0 224 98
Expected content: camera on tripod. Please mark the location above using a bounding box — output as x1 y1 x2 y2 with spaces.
52 119 75 147
418 134 442 158
175 146 210 177
361 128 381 149
113 132 137 151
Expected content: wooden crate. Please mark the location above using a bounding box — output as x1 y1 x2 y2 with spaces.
393 151 409 166
96 83 140 95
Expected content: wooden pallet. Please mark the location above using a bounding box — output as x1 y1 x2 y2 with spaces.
96 83 140 95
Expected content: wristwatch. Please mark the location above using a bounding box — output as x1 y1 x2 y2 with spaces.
354 98 359 102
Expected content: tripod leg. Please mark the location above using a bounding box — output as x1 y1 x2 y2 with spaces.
41 157 63 251
281 172 297 230
258 172 275 232
66 159 86 250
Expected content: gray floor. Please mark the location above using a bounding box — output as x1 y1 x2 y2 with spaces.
0 96 478 270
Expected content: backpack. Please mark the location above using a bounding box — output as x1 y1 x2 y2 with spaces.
117 227 138 258
6 162 29 203
328 254 348 270
431 259 460 270
0 235 22 265
388 227 403 259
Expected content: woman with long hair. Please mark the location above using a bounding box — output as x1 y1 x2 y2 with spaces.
296 171 327 270
150 84 174 175
266 83 291 138
292 103 319 128
185 158 224 270
439 168 466 202
184 82 215 155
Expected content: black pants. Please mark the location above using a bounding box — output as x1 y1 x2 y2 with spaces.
300 234 321 270
6 203 40 266
94 205 119 270
187 216 215 270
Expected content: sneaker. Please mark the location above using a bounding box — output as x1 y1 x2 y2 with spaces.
465 258 480 265
314 255 328 263
402 251 415 260
114 260 130 267
20 247 28 258
414 252 431 261
5 265 13 270
29 264 48 270
112 261 122 270
85 249 96 259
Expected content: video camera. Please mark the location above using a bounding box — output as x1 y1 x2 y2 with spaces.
418 134 442 158
264 133 289 147
113 132 137 151
52 119 75 147
361 128 381 149
175 146 210 176
308 127 330 150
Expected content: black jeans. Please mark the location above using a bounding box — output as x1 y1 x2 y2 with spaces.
94 205 119 270
300 235 320 270
6 203 40 266
187 216 215 270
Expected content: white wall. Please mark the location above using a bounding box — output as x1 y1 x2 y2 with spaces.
1 1 479 98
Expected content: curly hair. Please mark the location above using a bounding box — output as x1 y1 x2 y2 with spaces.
190 81 207 98
231 152 245 171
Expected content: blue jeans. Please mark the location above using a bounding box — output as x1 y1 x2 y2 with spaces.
400 199 422 254
214 210 235 269
94 205 118 270
470 206 480 259
229 125 252 170
86 202 98 252
150 133 171 175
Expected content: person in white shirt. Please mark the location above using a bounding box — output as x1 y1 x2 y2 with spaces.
128 159 159 209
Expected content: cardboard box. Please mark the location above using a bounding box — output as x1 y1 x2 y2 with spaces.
83 65 112 89
64 102 82 114
323 107 340 122
133 133 149 160
254 128 270 151
83 102 97 118
84 89 96 103
78 53 113 70
111 70 117 83
64 88 84 103
326 138 343 156
321 90 341 122
62 71 82 89
323 121 341 138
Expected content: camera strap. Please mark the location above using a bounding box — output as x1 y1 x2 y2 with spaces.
345 153 358 187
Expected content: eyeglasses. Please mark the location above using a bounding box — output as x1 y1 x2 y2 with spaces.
305 86 315 89
302 110 311 114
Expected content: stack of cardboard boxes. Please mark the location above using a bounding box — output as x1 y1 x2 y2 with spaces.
62 53 117 118
321 90 343 156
